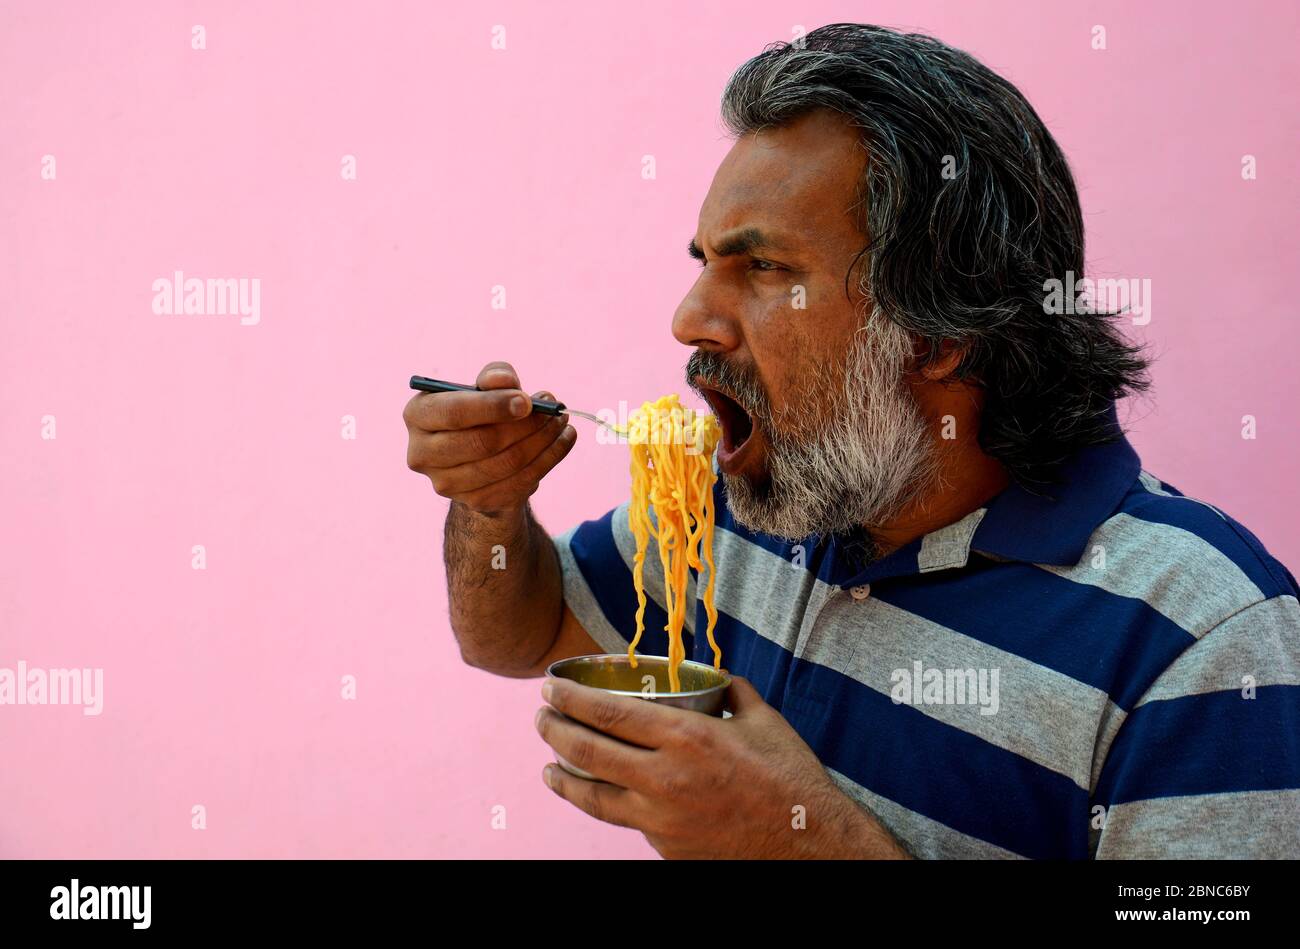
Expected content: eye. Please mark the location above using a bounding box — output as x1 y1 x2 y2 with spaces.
749 259 782 272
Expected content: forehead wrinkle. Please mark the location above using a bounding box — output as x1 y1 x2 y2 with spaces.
706 178 860 253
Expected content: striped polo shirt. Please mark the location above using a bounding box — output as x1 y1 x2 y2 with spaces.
552 417 1300 859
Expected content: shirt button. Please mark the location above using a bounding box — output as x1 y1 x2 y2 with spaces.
849 584 871 601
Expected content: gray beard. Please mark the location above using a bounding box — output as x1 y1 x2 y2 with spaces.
718 323 941 545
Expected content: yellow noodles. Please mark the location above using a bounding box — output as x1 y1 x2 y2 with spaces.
621 395 723 692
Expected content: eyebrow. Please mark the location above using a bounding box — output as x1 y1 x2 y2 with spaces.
687 227 792 261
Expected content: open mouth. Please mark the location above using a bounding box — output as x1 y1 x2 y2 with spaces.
697 382 758 472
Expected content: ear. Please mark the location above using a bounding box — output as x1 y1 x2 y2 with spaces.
919 339 966 381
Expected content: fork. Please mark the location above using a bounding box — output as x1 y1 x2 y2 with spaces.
409 376 626 437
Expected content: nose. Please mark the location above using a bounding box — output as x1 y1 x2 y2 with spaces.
672 278 742 353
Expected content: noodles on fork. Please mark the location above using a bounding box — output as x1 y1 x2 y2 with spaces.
621 395 723 693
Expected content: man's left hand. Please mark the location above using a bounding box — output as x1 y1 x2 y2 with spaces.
535 673 911 859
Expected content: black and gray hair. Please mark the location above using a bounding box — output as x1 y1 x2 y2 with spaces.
719 23 1151 487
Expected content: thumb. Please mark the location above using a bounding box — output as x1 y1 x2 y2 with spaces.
724 675 768 718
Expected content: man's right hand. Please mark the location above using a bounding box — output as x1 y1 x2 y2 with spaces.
404 361 577 516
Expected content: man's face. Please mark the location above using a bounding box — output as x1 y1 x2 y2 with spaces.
676 109 938 541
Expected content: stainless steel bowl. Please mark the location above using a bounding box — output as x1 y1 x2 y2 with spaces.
544 653 731 780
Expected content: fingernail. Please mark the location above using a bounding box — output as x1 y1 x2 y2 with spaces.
543 764 556 789
510 396 529 417
535 707 547 731
541 679 554 703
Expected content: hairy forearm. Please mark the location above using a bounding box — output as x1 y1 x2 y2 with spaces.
811 784 915 859
842 810 914 859
444 500 564 675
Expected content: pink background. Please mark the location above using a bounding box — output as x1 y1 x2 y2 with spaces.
1 0 1296 858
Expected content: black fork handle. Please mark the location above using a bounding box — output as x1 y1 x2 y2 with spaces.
409 375 567 416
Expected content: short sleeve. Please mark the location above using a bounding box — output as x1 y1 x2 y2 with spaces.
1091 595 1300 858
551 502 697 658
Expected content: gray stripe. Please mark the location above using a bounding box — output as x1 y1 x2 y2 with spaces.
552 527 632 656
716 526 1109 791
1039 512 1264 637
820 596 1109 790
1138 469 1226 520
1137 595 1300 705
1137 470 1174 498
711 526 820 653
1095 789 1300 858
827 768 1025 859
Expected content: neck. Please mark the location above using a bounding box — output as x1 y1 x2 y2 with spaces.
869 424 1009 558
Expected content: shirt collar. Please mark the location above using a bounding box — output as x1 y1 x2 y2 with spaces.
970 407 1140 566
835 404 1141 587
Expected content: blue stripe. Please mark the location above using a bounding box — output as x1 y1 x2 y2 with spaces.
1094 685 1300 805
569 511 685 657
688 608 795 698
875 557 1195 710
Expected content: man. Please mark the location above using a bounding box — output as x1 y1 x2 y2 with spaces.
405 24 1300 858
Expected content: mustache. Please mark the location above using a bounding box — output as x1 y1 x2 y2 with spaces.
684 349 772 423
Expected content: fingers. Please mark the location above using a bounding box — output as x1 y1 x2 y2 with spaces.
402 360 574 514
722 675 768 717
455 421 576 510
540 763 641 829
417 413 543 470
402 363 547 432
429 413 572 495
476 361 520 390
535 706 654 789
417 389 560 468
404 387 531 432
541 677 701 751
